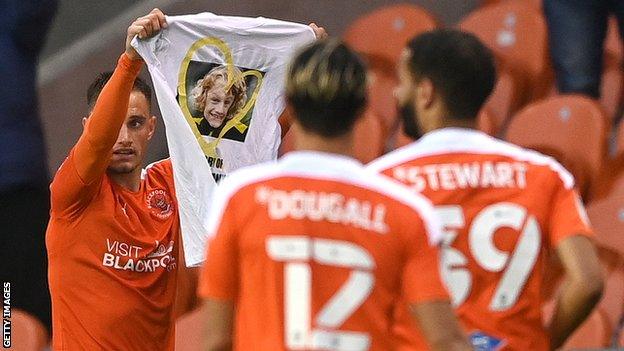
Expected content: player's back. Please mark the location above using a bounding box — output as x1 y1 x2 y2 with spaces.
368 128 591 351
200 151 447 351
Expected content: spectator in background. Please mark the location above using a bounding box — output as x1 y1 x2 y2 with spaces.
0 0 58 337
544 0 624 98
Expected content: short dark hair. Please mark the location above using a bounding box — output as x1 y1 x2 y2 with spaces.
86 72 152 111
406 29 496 120
286 39 367 138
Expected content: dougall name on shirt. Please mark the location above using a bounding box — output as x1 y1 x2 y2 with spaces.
392 161 528 192
102 239 177 273
255 186 389 234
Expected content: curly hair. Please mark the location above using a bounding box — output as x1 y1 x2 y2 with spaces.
190 65 248 121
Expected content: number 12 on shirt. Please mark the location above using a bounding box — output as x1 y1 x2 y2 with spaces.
438 203 541 310
267 236 375 351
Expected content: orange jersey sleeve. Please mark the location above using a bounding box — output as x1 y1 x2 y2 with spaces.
548 178 593 247
50 53 142 217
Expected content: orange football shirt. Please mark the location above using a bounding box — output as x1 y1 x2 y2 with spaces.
198 151 449 350
46 54 180 350
368 128 593 351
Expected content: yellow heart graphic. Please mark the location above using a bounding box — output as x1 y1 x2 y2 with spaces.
177 37 264 158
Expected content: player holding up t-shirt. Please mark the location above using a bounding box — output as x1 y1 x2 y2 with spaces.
46 9 201 350
197 40 472 351
368 29 604 351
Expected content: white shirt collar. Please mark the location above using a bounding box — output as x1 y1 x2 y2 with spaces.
415 127 494 149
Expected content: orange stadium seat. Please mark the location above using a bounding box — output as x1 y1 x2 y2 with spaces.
279 110 385 164
599 54 623 121
505 95 609 200
10 310 48 351
617 120 624 155
484 63 526 135
352 109 386 163
480 0 543 10
344 4 438 134
278 125 295 158
587 164 624 257
477 106 498 136
606 16 623 61
366 68 400 136
344 4 438 70
459 1 552 102
175 308 206 351
599 265 624 332
604 17 623 120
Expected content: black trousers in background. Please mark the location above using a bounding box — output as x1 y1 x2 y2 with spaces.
0 186 52 334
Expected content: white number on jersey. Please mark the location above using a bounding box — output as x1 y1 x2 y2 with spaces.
267 236 376 351
437 203 541 310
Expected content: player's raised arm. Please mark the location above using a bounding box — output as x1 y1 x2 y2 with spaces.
50 9 167 215
549 235 603 349
75 8 166 182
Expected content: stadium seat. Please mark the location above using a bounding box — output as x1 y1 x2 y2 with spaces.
279 109 385 164
587 163 624 257
175 308 206 351
599 54 623 121
480 0 542 10
617 120 624 156
483 63 526 135
599 265 624 332
505 95 609 200
278 125 295 158
344 4 438 69
344 4 438 133
10 309 48 351
562 308 612 350
606 16 623 62
459 1 552 102
352 109 386 163
367 67 399 135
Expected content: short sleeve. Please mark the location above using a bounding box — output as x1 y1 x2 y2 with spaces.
197 195 239 301
401 216 449 304
548 177 593 248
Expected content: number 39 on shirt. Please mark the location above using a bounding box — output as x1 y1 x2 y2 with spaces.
437 203 541 311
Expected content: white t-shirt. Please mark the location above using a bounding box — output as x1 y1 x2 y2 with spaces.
133 13 315 266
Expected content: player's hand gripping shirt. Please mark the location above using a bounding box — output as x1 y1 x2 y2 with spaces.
198 151 449 350
46 55 180 351
368 128 593 351
132 13 316 266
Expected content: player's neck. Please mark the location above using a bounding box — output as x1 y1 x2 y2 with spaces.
109 168 142 192
294 131 356 159
439 117 477 130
